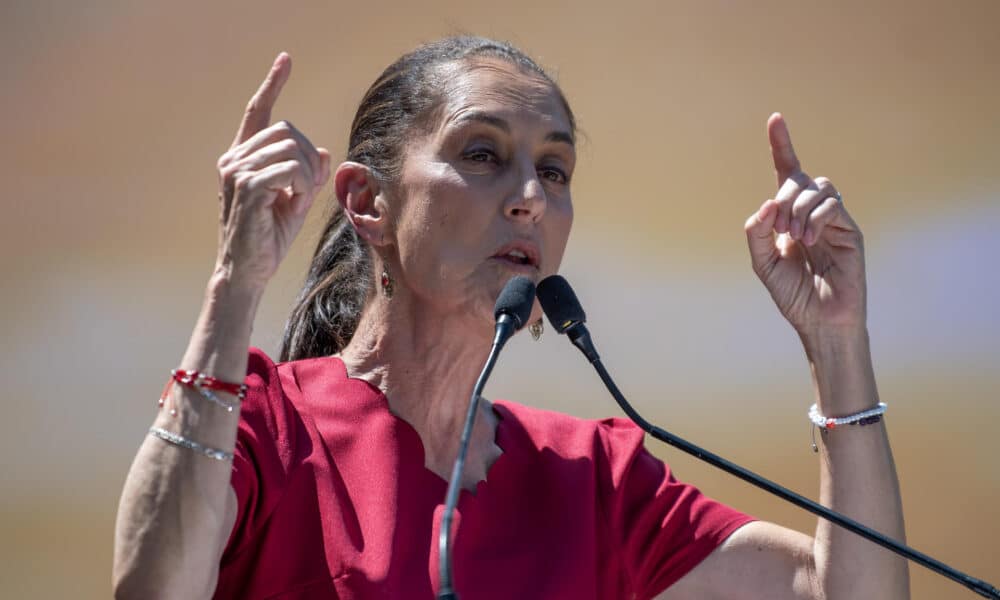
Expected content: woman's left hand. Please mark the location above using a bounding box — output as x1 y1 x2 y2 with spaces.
744 113 866 337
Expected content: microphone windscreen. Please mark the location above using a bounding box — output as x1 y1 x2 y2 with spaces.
494 276 536 330
536 275 586 333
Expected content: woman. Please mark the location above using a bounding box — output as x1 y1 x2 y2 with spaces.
114 37 909 599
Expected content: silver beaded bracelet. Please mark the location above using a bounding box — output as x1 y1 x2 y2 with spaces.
195 386 240 413
148 427 233 462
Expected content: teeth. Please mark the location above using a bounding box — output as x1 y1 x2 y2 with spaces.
509 250 527 259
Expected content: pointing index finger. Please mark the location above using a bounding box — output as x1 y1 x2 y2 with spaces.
232 52 292 148
768 112 801 186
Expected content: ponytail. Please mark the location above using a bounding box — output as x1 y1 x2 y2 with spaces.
278 207 372 362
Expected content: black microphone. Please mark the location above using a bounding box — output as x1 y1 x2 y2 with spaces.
536 274 1000 600
491 275 536 350
437 276 535 600
534 274 598 363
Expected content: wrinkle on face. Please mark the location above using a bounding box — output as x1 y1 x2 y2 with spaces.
429 58 575 150
385 56 575 330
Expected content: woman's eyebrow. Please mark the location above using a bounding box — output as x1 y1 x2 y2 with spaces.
545 131 575 148
454 111 509 132
452 111 575 148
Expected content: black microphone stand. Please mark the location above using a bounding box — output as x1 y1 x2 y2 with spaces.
436 337 502 600
561 321 999 599
437 275 535 600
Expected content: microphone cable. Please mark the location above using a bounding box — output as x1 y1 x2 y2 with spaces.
536 274 1000 600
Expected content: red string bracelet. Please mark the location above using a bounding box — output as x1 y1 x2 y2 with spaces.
158 369 248 416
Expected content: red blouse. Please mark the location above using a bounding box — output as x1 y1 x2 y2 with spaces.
215 349 754 599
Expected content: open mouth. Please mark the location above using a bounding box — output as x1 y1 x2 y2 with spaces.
492 242 540 269
499 250 533 265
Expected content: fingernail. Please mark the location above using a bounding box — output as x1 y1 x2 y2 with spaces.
790 219 801 239
803 229 814 246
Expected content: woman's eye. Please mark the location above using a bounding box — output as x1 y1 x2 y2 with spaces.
538 166 568 184
464 149 497 163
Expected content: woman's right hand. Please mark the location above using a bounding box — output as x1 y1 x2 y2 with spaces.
214 52 331 292
114 53 331 599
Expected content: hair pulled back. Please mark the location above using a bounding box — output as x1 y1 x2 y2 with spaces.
279 36 576 362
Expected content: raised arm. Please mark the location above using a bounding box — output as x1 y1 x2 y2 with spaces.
659 113 908 600
112 53 331 599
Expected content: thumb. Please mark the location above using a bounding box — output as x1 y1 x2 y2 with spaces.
744 199 779 269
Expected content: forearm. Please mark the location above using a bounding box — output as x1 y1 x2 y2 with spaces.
802 327 909 600
113 272 262 598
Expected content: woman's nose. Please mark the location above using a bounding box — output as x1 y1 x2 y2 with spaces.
504 166 546 223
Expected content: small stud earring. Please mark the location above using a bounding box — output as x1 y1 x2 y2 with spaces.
380 263 394 298
529 318 544 341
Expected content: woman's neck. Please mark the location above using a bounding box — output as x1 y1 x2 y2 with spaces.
338 293 502 489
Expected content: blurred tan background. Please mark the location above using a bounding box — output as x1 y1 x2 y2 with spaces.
2 0 997 597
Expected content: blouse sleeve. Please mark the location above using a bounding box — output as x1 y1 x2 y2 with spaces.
221 347 298 561
598 417 756 600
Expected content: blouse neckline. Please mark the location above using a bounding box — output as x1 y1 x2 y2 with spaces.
317 355 516 499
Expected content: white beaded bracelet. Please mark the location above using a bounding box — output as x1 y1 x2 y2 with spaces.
809 402 887 430
808 402 887 452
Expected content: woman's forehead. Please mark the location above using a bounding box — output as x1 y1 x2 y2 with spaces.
435 59 572 135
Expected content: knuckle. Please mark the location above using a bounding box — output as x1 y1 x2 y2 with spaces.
278 159 298 175
277 137 299 154
292 160 311 179
233 172 254 193
244 95 261 116
219 164 240 185
274 160 299 181
216 151 233 170
290 151 313 174
792 196 816 217
776 180 802 202
790 171 810 186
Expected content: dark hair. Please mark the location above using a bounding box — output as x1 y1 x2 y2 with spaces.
279 36 576 362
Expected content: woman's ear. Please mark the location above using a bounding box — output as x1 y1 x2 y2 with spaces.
334 161 393 247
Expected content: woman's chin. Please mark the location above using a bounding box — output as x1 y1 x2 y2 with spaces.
488 256 542 280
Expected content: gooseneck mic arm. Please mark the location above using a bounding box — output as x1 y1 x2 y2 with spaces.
536 275 1000 600
437 276 536 600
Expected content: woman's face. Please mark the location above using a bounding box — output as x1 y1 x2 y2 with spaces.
389 58 576 327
